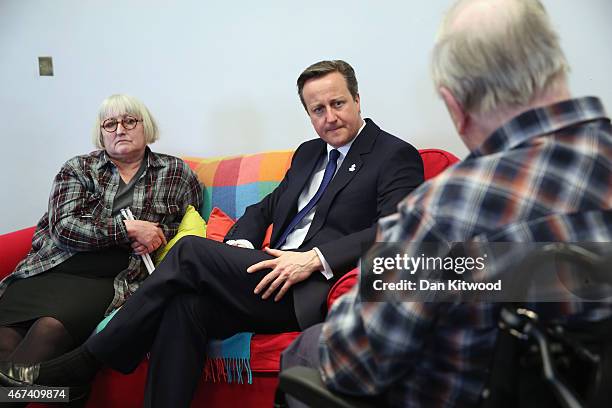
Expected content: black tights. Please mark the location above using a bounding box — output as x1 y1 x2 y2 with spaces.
0 317 74 363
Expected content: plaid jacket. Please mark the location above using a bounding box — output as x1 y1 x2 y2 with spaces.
0 147 202 313
320 97 612 407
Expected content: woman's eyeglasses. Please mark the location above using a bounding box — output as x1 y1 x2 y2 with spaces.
101 116 142 132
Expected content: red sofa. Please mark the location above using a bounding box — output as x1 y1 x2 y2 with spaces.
0 148 459 407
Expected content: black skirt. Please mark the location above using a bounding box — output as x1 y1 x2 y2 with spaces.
0 247 129 343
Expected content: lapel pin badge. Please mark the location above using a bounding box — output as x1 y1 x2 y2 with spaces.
348 164 356 172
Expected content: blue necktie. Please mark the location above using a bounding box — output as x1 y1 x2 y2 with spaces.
273 149 340 249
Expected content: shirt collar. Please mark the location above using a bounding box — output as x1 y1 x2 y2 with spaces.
96 146 163 170
470 97 608 158
326 119 366 159
145 147 165 168
97 150 112 169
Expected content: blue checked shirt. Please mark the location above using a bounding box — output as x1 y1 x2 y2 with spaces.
319 97 612 407
0 147 202 314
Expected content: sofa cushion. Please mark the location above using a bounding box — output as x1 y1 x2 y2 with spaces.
207 207 273 248
206 207 237 242
155 205 206 264
184 151 294 221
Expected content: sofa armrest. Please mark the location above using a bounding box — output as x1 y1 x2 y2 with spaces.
326 268 358 310
0 226 36 280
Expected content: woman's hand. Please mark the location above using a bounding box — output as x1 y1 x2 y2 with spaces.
124 220 167 254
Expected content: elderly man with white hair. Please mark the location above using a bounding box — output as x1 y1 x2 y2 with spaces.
280 0 612 406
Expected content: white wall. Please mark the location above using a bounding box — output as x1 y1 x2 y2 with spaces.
1 0 611 234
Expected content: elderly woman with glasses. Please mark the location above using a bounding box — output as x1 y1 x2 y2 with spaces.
0 94 201 365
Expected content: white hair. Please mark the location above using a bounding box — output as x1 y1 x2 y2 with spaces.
431 0 569 115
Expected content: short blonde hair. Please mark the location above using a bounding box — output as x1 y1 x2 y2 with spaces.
431 0 569 115
92 94 159 148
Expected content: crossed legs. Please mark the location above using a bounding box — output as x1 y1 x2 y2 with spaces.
89 236 302 406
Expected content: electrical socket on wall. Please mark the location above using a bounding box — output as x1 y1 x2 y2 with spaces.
38 56 53 76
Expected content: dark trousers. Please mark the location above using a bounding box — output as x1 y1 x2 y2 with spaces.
86 236 301 408
280 323 324 408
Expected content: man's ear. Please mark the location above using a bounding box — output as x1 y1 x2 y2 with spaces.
439 87 469 135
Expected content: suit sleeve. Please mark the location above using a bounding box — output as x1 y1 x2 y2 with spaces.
316 144 424 274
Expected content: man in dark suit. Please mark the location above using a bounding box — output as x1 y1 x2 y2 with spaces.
0 60 423 407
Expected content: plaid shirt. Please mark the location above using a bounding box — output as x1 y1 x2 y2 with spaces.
320 97 612 407
0 147 202 314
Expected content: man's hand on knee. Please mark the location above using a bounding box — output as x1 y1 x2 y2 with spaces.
247 248 322 301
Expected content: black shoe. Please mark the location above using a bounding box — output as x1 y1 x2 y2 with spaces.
0 361 40 386
0 362 91 403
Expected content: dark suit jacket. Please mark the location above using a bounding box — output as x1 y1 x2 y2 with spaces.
225 118 424 328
